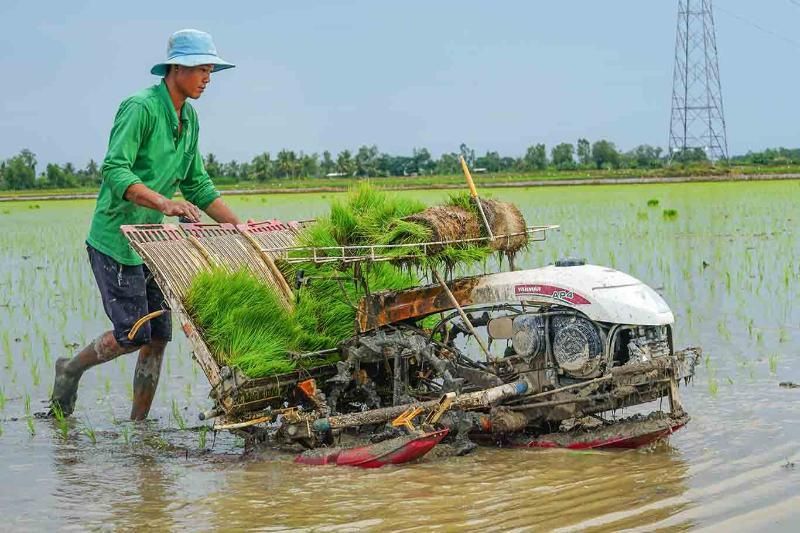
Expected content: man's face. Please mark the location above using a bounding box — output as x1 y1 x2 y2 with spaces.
173 65 213 99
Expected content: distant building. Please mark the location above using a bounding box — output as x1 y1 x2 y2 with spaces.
325 172 349 178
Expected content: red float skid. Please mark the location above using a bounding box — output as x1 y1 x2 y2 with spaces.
295 429 449 468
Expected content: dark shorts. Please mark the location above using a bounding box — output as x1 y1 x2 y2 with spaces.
87 244 172 347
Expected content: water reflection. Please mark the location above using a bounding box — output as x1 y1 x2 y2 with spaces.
190 444 690 531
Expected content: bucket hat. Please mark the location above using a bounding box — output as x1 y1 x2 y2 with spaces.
150 29 235 76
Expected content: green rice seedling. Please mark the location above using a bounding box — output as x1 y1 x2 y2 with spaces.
42 340 52 367
26 416 35 437
81 416 97 444
24 392 31 416
171 398 187 430
708 377 719 396
647 198 660 207
30 360 40 386
104 376 111 396
778 327 789 343
198 425 208 450
120 424 130 445
662 209 678 220
51 403 68 441
125 382 133 402
636 210 648 220
768 354 779 374
0 388 5 411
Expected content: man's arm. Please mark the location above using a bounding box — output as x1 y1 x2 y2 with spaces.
204 197 241 224
124 183 201 222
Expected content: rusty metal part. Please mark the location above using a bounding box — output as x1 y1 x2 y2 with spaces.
358 276 481 332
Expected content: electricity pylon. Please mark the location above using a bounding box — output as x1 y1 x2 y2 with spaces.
668 0 729 161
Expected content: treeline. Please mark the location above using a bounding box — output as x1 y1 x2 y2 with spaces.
0 141 792 191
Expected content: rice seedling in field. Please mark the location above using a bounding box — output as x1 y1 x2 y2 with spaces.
647 198 660 207
0 388 5 411
171 398 187 430
51 403 69 441
768 354 779 374
81 416 97 444
662 209 678 220
198 425 208 449
120 424 130 445
26 416 35 437
30 360 40 386
24 392 31 416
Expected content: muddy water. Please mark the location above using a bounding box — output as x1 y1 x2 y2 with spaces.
1 181 798 531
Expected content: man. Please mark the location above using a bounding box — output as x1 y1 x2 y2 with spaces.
50 29 243 419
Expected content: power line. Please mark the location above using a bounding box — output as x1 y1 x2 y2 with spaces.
716 4 800 50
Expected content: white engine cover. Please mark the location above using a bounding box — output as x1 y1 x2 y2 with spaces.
470 264 673 326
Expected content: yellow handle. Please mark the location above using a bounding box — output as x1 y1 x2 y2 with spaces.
459 156 479 198
128 309 167 341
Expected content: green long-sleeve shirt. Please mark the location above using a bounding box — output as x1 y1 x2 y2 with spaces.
87 79 220 265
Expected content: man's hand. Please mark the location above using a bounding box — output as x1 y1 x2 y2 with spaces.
124 184 202 222
161 199 201 222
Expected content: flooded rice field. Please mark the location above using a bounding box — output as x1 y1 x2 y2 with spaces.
1 181 799 531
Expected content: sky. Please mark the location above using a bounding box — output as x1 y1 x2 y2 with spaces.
1 0 799 168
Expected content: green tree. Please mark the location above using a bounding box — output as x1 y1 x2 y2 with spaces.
435 153 461 175
355 145 379 177
238 162 251 180
411 147 434 175
523 144 548 170
591 140 620 169
577 138 591 167
251 152 273 182
627 145 664 169
223 160 240 180
276 149 298 178
475 151 502 172
320 150 336 176
204 153 222 178
336 150 355 176
4 150 37 189
299 152 319 178
85 159 101 185
551 143 576 170
46 163 74 188
671 147 709 164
